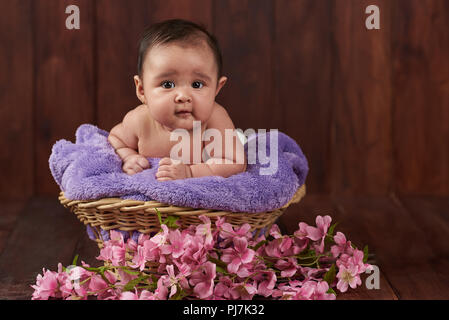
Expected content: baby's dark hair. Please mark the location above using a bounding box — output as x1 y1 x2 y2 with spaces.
137 19 223 80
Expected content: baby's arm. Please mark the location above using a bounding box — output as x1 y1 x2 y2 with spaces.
189 104 246 178
108 108 150 174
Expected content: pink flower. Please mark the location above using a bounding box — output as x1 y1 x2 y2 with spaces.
221 237 255 274
275 257 299 277
331 232 353 258
351 249 371 274
162 264 191 298
139 290 156 300
336 265 361 292
31 268 59 300
229 281 258 300
130 244 147 271
127 233 149 252
162 229 191 258
313 281 336 300
181 235 208 266
150 224 169 246
264 239 282 258
109 230 125 246
64 265 92 298
88 274 113 299
121 289 156 300
189 262 216 299
196 215 213 248
264 237 295 258
257 271 277 297
115 268 138 289
213 276 233 300
299 281 336 300
218 222 252 247
306 215 332 253
294 222 309 239
269 224 283 239
120 290 139 300
154 277 168 300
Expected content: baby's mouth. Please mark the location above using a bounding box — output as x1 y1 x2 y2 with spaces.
175 110 192 118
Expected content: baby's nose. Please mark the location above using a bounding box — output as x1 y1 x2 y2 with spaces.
175 89 192 103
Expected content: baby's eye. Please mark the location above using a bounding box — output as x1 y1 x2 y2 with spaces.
161 81 175 89
192 81 204 89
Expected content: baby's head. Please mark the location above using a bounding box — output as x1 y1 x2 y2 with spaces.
134 19 227 131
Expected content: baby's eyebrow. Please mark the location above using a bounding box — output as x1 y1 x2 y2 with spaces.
154 70 178 79
193 71 212 82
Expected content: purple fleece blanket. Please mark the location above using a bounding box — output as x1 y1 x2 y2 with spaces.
49 124 308 213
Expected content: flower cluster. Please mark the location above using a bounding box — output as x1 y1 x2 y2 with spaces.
31 214 372 300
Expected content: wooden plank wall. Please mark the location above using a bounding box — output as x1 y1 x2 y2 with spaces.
0 0 448 200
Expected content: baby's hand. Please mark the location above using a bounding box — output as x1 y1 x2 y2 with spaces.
123 154 150 175
156 157 192 181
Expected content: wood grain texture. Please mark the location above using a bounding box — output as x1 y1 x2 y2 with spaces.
0 0 33 200
0 197 84 299
96 0 150 132
2 0 449 198
394 195 449 299
213 0 274 131
96 0 212 132
331 0 393 196
0 201 27 256
392 0 449 196
34 0 95 196
275 0 333 194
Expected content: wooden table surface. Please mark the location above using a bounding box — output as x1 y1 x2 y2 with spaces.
0 193 448 300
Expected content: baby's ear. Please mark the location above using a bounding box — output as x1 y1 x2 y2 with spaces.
215 76 227 96
134 75 146 104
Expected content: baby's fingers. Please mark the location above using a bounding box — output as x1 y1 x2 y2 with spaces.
137 157 150 169
157 177 173 181
123 162 143 174
159 157 172 166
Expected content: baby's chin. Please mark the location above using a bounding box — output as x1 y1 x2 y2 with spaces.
163 117 198 131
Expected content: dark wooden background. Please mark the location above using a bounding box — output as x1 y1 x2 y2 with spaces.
1 0 448 200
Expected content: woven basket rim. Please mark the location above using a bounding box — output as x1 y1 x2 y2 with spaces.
59 184 306 215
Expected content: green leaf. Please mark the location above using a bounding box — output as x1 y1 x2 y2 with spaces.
123 275 147 292
327 222 339 238
327 287 337 296
151 274 158 283
71 254 79 266
121 268 141 276
81 266 101 272
252 240 268 251
216 265 227 274
323 264 336 286
363 245 369 263
163 215 180 229
155 208 163 226
208 255 227 269
324 222 339 246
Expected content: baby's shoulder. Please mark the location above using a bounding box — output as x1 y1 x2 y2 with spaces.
122 104 149 135
123 104 147 125
206 102 233 128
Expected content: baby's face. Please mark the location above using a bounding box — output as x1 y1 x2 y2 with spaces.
137 41 226 131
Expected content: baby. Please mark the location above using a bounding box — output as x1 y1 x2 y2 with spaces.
108 19 246 181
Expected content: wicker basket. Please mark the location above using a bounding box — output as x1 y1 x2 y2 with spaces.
59 184 305 272
60 184 305 242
